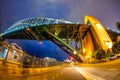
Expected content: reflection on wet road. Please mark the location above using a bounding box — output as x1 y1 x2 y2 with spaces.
11 65 86 80
1 62 120 80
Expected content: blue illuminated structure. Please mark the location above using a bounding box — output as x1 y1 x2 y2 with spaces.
2 17 77 38
1 17 84 62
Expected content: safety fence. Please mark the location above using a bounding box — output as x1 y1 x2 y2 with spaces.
0 58 63 79
0 44 64 79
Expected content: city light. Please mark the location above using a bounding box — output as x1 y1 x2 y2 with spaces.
104 41 113 49
73 51 77 54
86 56 91 59
70 56 74 60
39 41 42 44
26 28 30 31
83 48 86 52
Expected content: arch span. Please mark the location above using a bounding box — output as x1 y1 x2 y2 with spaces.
0 15 113 62
83 15 112 60
0 17 85 62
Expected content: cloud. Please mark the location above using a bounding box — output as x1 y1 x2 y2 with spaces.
59 0 119 29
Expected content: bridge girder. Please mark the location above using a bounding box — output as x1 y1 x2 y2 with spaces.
0 15 113 62
1 17 90 62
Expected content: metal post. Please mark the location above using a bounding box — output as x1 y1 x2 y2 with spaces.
39 58 43 68
31 54 36 68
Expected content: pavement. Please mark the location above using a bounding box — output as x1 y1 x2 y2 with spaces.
1 59 120 80
76 59 120 80
0 64 86 80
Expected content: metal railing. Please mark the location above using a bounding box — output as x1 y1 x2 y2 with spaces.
0 58 63 79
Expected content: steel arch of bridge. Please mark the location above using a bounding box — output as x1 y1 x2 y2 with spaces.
0 15 113 63
1 17 87 62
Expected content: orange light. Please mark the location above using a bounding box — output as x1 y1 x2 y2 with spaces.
26 28 30 31
73 51 77 54
70 56 74 60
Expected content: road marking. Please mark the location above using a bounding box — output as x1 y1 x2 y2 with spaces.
109 68 118 71
75 67 106 80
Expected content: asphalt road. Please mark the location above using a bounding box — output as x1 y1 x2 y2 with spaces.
77 61 120 80
10 64 86 80
1 60 120 80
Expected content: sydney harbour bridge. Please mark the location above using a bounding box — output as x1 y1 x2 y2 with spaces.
1 15 120 80
0 15 112 63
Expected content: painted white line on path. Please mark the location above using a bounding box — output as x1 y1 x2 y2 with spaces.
75 67 106 80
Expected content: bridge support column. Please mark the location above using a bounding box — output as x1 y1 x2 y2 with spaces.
42 27 85 63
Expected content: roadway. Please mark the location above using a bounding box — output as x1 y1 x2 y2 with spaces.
2 64 86 80
1 60 120 80
78 58 120 80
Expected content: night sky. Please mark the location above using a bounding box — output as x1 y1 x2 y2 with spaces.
0 0 120 61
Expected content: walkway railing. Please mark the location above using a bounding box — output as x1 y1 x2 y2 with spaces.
0 58 63 79
0 44 64 79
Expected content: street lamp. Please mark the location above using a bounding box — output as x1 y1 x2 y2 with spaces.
39 41 42 44
73 51 77 54
26 28 30 31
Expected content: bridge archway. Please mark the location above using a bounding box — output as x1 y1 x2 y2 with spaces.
0 15 112 62
83 15 112 60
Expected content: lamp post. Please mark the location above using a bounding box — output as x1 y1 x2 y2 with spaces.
31 54 36 68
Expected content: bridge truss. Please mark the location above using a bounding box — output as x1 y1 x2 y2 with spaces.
0 17 89 62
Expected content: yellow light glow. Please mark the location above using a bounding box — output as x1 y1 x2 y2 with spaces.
96 24 102 29
73 51 77 54
105 41 112 49
84 15 113 53
87 55 91 58
83 48 86 52
26 28 30 31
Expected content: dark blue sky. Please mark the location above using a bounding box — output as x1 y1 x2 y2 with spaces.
0 0 120 61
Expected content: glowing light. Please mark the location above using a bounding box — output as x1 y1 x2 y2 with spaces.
104 41 112 49
96 24 102 28
39 41 42 44
86 56 91 59
83 48 86 52
13 50 16 53
26 28 30 31
73 51 77 54
70 56 74 60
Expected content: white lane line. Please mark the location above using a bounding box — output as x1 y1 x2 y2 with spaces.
109 68 118 71
75 67 106 80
